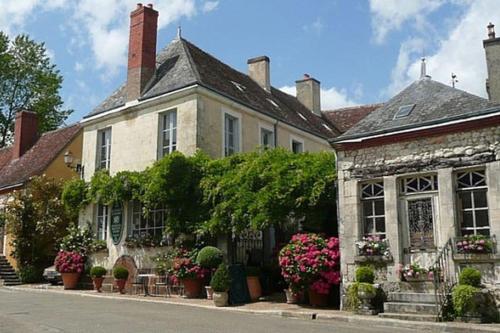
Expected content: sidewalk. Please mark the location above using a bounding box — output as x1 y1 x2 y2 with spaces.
5 284 500 333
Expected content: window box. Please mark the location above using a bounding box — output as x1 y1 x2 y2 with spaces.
354 255 393 264
453 235 496 255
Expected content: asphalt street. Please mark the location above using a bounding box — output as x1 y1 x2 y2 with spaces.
0 287 418 333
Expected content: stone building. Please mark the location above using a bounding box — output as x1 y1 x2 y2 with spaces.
78 4 339 270
333 24 500 318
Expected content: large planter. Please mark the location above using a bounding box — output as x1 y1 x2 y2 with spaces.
213 291 229 307
357 289 377 315
284 288 300 304
61 272 80 290
182 278 202 298
92 277 104 292
308 289 328 307
246 276 262 301
115 279 127 294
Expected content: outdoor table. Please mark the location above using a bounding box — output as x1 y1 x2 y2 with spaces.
136 274 156 296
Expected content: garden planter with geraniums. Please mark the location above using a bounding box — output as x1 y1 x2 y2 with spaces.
246 266 262 301
90 266 107 292
279 233 341 308
113 266 129 294
54 251 85 290
171 256 207 298
455 235 494 254
211 263 231 307
196 246 223 300
401 263 432 282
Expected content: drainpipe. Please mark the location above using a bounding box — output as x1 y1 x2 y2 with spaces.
273 119 279 148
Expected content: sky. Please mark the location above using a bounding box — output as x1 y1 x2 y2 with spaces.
1 0 499 124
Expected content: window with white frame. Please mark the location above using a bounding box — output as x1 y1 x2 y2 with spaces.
456 170 490 236
224 113 240 156
260 127 274 148
96 204 109 240
97 128 111 170
291 139 303 154
400 174 438 194
129 201 167 238
159 110 177 158
360 181 386 238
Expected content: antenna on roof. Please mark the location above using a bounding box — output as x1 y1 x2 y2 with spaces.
177 25 182 39
420 57 427 79
451 73 458 88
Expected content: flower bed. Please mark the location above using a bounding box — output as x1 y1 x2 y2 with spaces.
355 235 390 257
455 235 494 254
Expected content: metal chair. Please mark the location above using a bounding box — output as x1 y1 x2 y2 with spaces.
154 273 171 297
131 274 145 295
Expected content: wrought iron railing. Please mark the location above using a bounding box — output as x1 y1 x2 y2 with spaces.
433 237 456 321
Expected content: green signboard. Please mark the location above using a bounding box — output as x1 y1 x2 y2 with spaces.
110 204 123 245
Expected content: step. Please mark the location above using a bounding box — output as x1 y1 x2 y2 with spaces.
384 302 437 315
388 292 436 304
398 282 435 293
378 312 438 322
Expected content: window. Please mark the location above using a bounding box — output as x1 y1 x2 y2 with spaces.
96 204 109 240
159 110 177 158
260 127 274 148
129 201 167 238
401 175 438 194
291 140 303 154
224 113 240 156
456 170 490 236
97 128 111 170
361 182 385 238
394 104 415 119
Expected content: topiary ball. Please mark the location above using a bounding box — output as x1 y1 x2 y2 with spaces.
355 266 375 284
90 266 107 278
459 267 481 287
196 246 224 269
113 265 129 280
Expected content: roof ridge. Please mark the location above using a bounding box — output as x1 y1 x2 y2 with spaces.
39 123 81 137
178 38 201 82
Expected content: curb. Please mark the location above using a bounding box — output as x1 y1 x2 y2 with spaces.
4 286 500 333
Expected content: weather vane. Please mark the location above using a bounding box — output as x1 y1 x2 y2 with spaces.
451 73 458 88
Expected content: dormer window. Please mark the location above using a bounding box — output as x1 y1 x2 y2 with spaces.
394 104 415 119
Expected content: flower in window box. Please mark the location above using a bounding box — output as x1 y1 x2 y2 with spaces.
355 235 390 257
455 235 493 254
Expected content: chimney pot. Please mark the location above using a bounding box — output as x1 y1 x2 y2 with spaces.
484 22 500 102
13 111 38 159
296 75 321 115
147 3 153 8
247 56 271 92
303 74 310 79
488 22 496 39
136 3 143 9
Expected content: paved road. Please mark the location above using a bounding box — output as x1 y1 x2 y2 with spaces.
0 288 417 333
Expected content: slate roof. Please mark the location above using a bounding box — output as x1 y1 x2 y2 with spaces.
88 38 337 139
335 78 500 141
322 104 383 133
0 124 81 191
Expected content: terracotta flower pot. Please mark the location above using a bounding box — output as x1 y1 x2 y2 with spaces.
308 289 328 307
61 272 80 290
115 279 127 294
284 288 300 304
213 291 229 307
92 277 104 292
182 278 202 298
246 276 262 301
205 286 214 300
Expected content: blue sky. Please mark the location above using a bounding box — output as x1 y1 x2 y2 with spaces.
1 0 499 124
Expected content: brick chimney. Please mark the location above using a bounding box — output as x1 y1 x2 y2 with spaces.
483 22 500 102
296 74 321 115
247 56 271 92
13 111 38 159
126 3 159 102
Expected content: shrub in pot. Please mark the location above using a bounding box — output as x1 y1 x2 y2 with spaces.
458 267 481 287
211 263 231 307
170 257 206 298
90 266 107 292
113 266 129 294
355 266 377 314
54 251 85 290
196 246 223 300
246 266 262 301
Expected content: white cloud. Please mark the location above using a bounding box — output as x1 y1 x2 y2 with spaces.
74 61 84 72
202 1 219 13
384 0 500 98
369 0 445 43
280 85 359 110
303 17 324 35
0 0 64 35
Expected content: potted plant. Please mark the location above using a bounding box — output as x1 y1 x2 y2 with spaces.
113 265 129 294
355 235 391 258
246 266 262 301
171 257 206 298
54 250 85 290
90 266 107 292
401 263 430 282
196 246 223 300
355 266 377 314
455 235 494 254
211 263 231 307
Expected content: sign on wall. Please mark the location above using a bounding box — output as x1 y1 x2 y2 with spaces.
110 204 124 245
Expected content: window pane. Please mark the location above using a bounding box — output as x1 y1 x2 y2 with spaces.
475 210 489 227
477 229 490 236
473 190 488 208
364 218 374 235
459 192 472 209
374 199 384 215
375 217 385 233
362 201 372 216
461 211 474 228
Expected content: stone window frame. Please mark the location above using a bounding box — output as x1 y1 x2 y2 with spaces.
96 127 112 171
400 174 438 194
258 122 275 148
128 200 167 238
455 168 490 236
96 204 109 241
360 181 386 238
290 135 304 154
158 108 177 159
222 108 242 157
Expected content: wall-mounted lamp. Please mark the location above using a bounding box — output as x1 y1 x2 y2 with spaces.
64 151 84 178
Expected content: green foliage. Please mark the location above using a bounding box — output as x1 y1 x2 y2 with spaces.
357 282 376 295
59 223 95 256
196 246 223 269
18 264 43 283
246 266 261 277
452 285 480 317
459 268 482 287
345 283 360 311
0 32 71 148
113 266 129 280
90 266 107 278
3 176 73 273
91 239 107 252
355 266 375 284
62 178 88 216
210 263 231 292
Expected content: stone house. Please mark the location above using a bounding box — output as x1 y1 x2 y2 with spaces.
78 4 340 270
0 111 82 276
333 24 500 318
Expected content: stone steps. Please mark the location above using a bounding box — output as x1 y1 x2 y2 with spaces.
378 312 438 322
380 285 438 322
384 301 437 315
0 255 21 286
388 292 436 304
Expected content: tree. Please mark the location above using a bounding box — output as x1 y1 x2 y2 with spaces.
0 32 71 148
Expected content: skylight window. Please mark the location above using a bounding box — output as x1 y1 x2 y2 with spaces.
394 104 415 119
297 112 308 121
230 81 246 92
